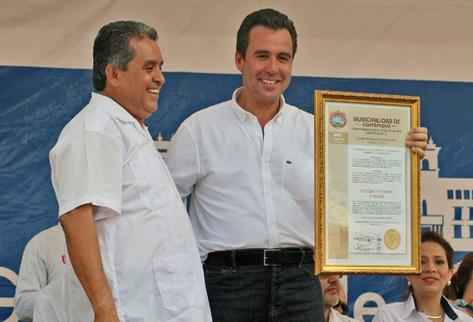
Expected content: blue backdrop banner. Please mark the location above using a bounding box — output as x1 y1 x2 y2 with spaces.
1 66 473 321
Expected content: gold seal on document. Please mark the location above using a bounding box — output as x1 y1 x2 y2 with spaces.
384 229 401 250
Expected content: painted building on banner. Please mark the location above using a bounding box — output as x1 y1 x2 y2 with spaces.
154 133 172 155
420 137 473 251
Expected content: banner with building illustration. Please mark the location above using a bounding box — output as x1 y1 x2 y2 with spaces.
1 1 473 321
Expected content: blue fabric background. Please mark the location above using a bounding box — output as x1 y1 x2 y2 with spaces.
1 66 472 320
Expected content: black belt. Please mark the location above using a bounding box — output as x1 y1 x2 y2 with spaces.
204 248 314 267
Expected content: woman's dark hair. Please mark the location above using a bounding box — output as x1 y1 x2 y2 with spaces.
445 252 473 300
421 230 454 269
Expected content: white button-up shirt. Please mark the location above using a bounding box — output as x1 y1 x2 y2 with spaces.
373 294 473 321
14 225 65 321
165 88 314 258
50 93 211 322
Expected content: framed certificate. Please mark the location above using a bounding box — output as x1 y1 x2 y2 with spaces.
314 90 421 275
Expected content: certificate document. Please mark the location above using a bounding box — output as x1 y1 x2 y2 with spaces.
315 91 420 275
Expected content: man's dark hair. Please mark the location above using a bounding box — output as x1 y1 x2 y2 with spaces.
92 21 158 91
236 8 297 58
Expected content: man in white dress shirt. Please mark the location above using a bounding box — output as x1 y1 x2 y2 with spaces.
165 8 428 322
14 225 65 321
49 21 211 322
166 8 324 321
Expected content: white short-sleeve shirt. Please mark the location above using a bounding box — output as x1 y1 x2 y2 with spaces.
165 88 314 258
14 225 65 321
50 93 211 322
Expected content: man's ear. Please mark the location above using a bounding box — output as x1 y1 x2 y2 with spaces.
104 64 120 87
235 51 244 72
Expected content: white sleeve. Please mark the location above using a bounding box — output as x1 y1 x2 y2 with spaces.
33 291 56 322
50 131 123 216
14 240 45 321
32 280 65 322
165 123 199 198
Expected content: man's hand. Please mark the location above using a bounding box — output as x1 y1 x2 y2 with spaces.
405 127 428 158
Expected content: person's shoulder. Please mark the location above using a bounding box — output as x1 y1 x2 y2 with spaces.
27 225 56 244
179 99 233 131
43 225 65 242
285 103 312 114
373 300 407 321
284 103 313 121
189 99 233 119
381 299 407 311
283 103 314 136
54 94 125 149
82 94 123 132
56 93 110 136
26 225 63 249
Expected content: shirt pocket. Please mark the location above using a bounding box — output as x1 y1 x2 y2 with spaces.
126 151 169 211
281 158 314 201
152 255 205 312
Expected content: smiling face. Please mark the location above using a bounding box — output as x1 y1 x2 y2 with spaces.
408 241 454 297
235 25 293 112
112 37 165 125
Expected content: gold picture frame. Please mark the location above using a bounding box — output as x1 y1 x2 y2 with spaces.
314 90 421 275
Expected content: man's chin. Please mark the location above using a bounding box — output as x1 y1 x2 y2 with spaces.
257 94 282 106
324 297 339 307
146 104 158 115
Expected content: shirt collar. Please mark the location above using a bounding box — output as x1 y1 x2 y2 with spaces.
402 294 418 319
441 296 459 320
406 294 458 320
91 92 150 134
230 87 286 125
91 92 142 125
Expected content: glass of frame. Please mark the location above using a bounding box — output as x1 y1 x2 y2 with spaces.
314 90 421 275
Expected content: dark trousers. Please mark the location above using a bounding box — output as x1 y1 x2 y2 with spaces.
203 261 324 322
